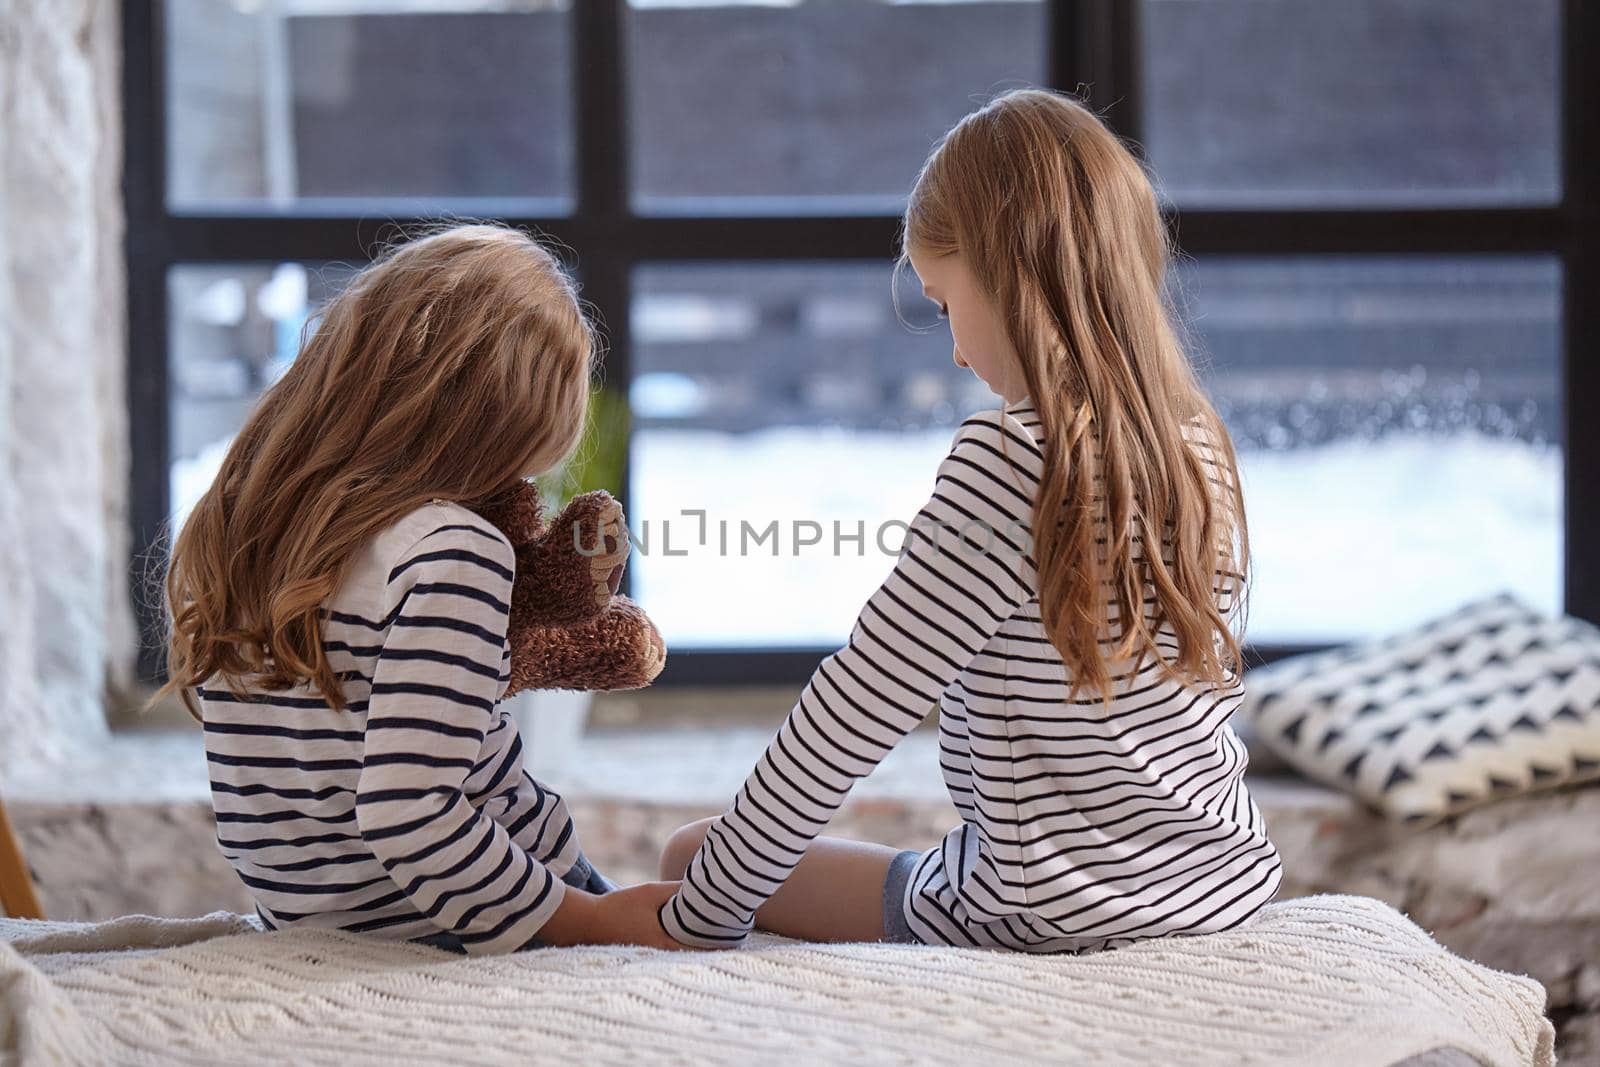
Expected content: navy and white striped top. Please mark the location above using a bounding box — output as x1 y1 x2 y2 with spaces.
200 501 581 954
661 398 1282 952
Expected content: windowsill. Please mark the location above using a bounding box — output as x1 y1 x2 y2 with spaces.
4 727 212 804
66 686 937 807
51 682 1303 810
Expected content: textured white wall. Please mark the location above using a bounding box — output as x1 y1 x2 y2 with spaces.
0 0 133 775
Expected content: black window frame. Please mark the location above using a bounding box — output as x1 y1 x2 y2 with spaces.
123 0 1600 686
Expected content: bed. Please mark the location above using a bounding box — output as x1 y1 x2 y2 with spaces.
0 895 1553 1067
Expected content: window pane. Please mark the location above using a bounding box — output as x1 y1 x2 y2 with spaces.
626 0 1045 211
167 262 355 529
165 2 573 210
1141 0 1560 207
629 262 991 649
1182 257 1562 641
632 258 1561 650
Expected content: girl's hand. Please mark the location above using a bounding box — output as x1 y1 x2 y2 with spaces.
538 880 690 950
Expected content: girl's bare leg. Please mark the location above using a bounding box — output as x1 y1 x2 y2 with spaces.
659 817 899 943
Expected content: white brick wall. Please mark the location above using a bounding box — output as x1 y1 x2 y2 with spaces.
0 0 134 775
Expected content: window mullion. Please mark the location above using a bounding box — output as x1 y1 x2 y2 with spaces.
1051 0 1136 139
1562 0 1599 624
573 0 636 589
574 0 629 227
125 0 173 682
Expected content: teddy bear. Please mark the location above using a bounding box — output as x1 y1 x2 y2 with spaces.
474 480 665 695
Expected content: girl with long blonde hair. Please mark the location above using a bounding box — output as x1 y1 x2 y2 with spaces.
659 90 1280 952
162 224 681 952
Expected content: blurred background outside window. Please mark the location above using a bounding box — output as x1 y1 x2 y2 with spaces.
152 0 1567 674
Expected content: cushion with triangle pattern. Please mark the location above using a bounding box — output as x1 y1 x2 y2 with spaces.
1239 592 1600 822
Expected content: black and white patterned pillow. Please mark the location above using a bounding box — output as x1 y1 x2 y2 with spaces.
1240 593 1600 822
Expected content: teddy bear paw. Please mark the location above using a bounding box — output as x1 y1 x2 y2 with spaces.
587 497 629 608
639 620 667 680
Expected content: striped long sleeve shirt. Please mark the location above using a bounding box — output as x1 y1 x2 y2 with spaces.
660 398 1282 952
201 501 581 953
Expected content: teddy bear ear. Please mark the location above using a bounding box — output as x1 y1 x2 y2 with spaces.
474 479 547 546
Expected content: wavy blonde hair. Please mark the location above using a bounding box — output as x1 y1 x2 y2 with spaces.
903 89 1248 702
158 223 596 715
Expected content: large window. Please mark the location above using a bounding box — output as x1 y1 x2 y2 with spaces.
125 0 1599 684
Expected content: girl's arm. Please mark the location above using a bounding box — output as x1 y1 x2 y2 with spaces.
353 523 567 954
660 408 1041 948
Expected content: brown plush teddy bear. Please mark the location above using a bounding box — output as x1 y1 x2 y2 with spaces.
474 480 665 695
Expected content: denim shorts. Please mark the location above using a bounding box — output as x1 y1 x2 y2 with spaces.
411 853 616 954
882 849 922 944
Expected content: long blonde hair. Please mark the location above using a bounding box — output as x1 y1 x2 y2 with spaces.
903 89 1248 701
159 223 596 715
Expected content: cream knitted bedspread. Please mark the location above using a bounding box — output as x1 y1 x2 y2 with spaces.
0 895 1553 1067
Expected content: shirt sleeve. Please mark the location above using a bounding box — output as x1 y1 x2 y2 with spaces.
659 409 1041 947
354 521 565 954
